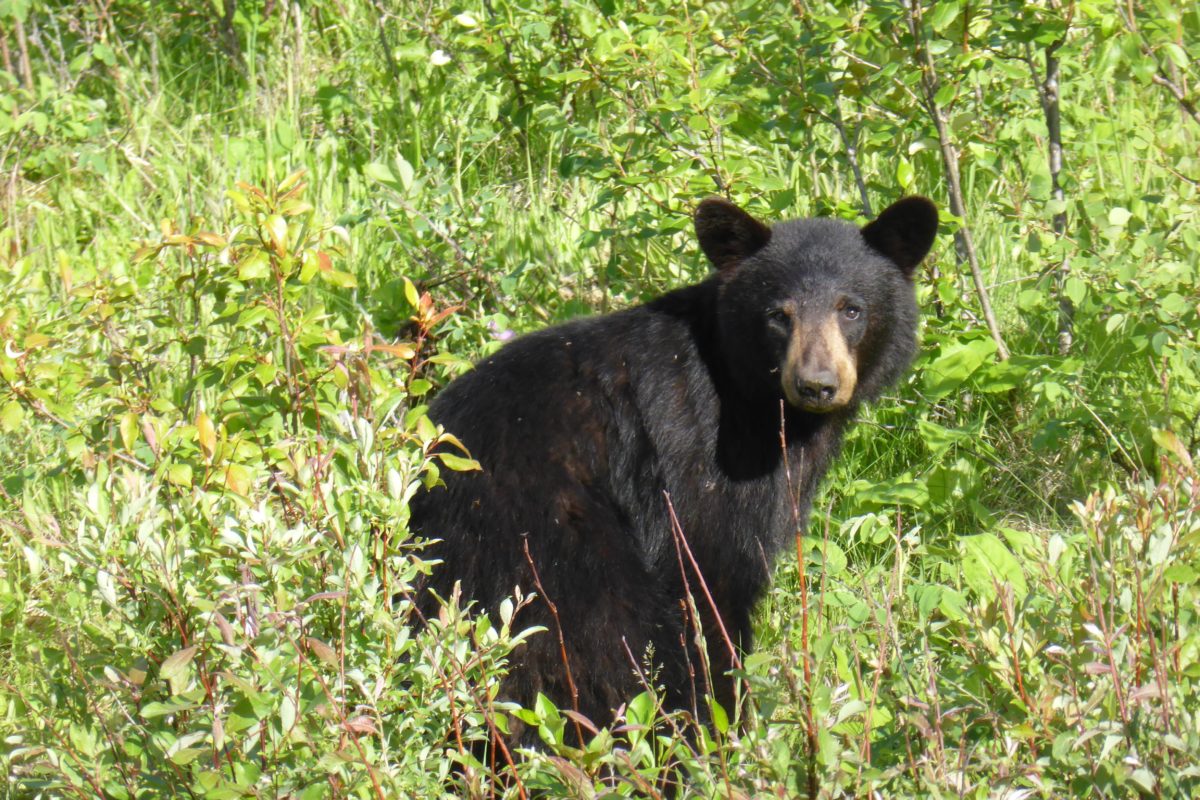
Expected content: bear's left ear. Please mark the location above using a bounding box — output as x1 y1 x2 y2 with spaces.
695 198 772 272
861 196 938 277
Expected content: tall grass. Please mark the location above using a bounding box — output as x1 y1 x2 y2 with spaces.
2 1 1198 796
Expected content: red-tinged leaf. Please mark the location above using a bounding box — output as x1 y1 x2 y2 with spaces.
141 417 160 456
265 215 288 257
212 611 236 646
133 245 162 262
236 181 267 200
374 342 416 359
300 591 347 605
193 231 227 248
223 464 253 496
1083 662 1112 675
427 304 464 326
547 756 591 789
437 432 472 455
280 199 312 217
304 636 338 666
561 710 600 735
280 183 308 204
317 251 332 271
342 716 378 736
196 412 216 461
159 646 198 684
278 168 307 193
1129 683 1164 703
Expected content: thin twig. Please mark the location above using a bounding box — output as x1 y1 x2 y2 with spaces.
521 537 585 746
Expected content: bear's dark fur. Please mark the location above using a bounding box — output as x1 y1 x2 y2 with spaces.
410 196 937 744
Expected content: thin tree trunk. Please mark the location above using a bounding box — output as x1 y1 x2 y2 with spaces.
905 1 1009 360
369 0 401 84
1030 38 1074 354
13 16 34 90
220 0 242 65
794 0 873 218
831 97 873 218
1 27 14 78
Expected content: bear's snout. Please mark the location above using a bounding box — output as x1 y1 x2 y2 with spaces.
793 369 841 411
781 315 858 412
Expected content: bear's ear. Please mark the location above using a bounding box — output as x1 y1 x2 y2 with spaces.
861 196 938 277
695 198 772 271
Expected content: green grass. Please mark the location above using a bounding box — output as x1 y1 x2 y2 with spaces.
1 1 1199 796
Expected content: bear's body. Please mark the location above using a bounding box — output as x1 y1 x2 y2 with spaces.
409 197 937 742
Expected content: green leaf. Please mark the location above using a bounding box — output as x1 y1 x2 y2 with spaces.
280 693 298 735
936 588 967 621
166 463 193 487
364 161 394 186
1164 564 1197 584
403 277 420 308
237 251 271 281
550 69 592 84
928 2 960 33
366 157 413 192
817 539 847 576
960 533 1027 603
160 646 198 695
438 452 481 472
626 691 655 729
1107 206 1132 227
922 338 997 400
394 155 414 191
896 157 914 191
0 400 24 432
912 584 942 619
321 269 358 288
708 697 729 735
119 412 138 452
1063 276 1087 306
1161 43 1189 70
92 42 116 66
1127 767 1155 794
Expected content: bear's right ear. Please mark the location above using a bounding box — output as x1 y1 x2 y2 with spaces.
695 198 772 272
861 196 939 277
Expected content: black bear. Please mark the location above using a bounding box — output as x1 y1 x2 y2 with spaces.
410 196 937 744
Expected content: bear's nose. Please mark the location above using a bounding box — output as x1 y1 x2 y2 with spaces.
797 372 839 406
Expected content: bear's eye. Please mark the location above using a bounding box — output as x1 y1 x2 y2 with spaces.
842 305 862 321
767 308 790 326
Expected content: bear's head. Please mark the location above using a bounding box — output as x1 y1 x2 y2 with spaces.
696 196 937 413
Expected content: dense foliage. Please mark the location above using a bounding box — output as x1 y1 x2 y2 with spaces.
1 0 1198 796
